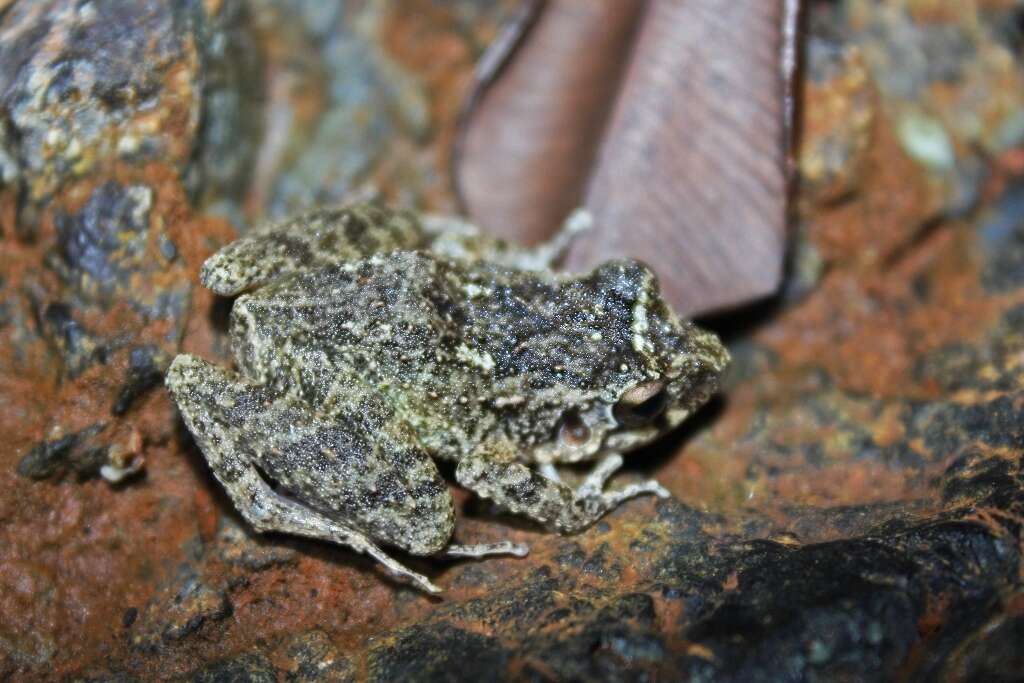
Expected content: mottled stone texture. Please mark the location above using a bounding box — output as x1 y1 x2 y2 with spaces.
2 0 1024 680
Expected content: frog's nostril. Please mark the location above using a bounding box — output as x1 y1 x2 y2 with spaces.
613 381 667 427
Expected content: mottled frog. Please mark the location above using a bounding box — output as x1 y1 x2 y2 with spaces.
166 204 728 592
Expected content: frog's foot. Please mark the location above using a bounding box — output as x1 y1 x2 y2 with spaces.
444 541 529 559
456 452 670 535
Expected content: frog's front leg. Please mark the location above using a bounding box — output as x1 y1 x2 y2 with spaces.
455 452 670 534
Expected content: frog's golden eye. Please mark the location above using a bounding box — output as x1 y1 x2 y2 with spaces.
613 381 667 427
558 411 591 446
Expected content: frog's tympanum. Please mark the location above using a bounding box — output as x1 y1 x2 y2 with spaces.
166 204 729 592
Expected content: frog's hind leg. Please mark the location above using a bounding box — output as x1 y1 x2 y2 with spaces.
241 476 444 594
456 453 669 535
423 208 592 271
236 464 444 593
200 204 424 296
520 207 593 270
165 354 443 593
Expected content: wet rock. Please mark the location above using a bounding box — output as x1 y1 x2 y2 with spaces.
517 593 665 682
66 673 140 683
554 540 586 570
582 542 622 580
801 30 877 205
916 397 1024 452
38 301 111 379
256 4 431 217
3 1 1024 680
111 345 169 416
0 565 58 674
440 567 562 634
0 0 252 461
935 606 1024 682
682 540 919 681
186 0 262 209
0 0 258 230
280 630 355 683
367 623 509 683
160 579 232 643
54 183 156 304
815 1 1024 215
940 447 1019 509
980 183 1024 293
50 181 189 327
180 652 276 683
16 422 107 480
132 567 233 651
216 516 297 571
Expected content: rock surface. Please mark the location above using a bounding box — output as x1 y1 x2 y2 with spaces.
1 0 1024 680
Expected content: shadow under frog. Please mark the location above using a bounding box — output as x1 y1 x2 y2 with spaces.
165 203 729 593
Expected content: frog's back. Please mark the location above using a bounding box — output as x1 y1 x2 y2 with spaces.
230 251 458 389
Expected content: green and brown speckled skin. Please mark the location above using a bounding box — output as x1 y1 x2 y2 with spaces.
166 204 728 592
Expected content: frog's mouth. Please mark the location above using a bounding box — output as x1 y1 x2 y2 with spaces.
603 403 692 453
597 372 718 456
534 381 698 463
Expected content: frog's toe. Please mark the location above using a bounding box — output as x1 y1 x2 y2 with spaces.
444 541 529 559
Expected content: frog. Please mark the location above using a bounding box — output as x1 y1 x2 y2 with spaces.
165 203 729 593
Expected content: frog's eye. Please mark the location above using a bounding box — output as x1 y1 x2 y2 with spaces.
613 381 667 427
558 411 591 446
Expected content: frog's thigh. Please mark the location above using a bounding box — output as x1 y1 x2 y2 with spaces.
248 403 458 558
166 354 445 593
251 415 527 562
455 453 669 534
231 462 445 593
